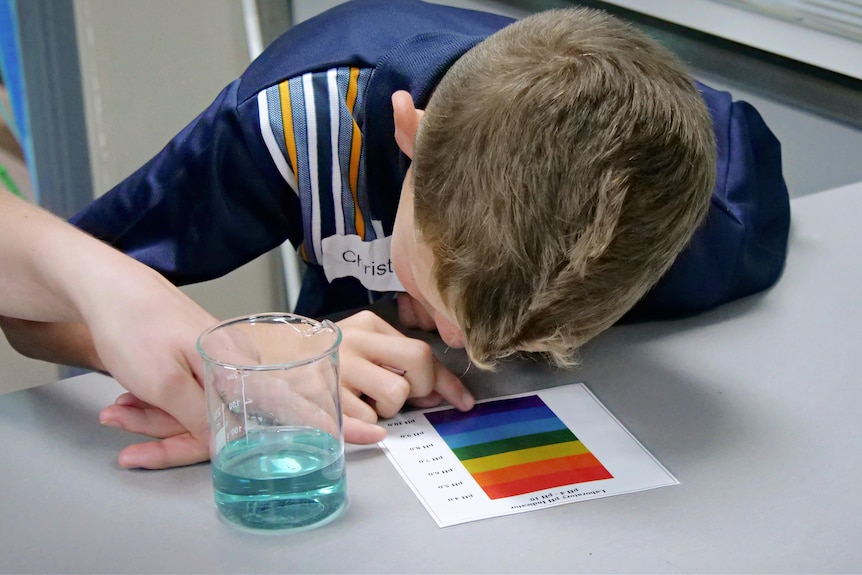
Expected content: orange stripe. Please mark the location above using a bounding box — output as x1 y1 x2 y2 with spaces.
472 452 605 487
345 68 365 239
482 465 614 499
278 81 298 181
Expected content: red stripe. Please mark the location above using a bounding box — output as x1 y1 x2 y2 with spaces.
480 465 613 499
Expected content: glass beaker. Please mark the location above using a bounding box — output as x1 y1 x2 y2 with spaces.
197 313 345 531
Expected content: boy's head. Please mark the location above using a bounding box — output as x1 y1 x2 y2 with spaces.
392 7 717 369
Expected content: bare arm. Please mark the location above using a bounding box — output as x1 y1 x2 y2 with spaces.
0 192 103 322
0 193 474 468
0 192 216 467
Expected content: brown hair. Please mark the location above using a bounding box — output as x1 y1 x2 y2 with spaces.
412 7 716 368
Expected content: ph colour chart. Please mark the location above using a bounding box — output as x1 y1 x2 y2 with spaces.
424 395 613 499
378 383 678 527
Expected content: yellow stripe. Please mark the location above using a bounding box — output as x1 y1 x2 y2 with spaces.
461 441 589 474
345 68 365 239
345 67 359 112
278 81 298 181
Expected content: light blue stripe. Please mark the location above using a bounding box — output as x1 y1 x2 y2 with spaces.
265 86 287 165
289 75 316 264
335 67 356 236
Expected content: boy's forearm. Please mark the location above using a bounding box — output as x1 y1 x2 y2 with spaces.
0 317 104 371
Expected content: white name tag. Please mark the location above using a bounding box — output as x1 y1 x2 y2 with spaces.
321 234 405 292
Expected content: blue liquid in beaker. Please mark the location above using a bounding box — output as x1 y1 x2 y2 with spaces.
212 427 345 531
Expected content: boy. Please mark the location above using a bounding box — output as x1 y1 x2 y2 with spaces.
71 0 788 365
9 1 789 467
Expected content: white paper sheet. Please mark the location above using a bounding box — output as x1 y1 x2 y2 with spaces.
378 383 678 527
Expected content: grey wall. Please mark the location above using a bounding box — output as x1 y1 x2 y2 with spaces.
72 0 287 326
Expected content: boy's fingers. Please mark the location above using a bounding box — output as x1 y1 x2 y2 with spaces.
106 367 210 466
340 313 475 414
116 434 210 469
407 390 444 409
112 392 150 408
343 416 387 445
117 420 386 469
341 347 409 397
99 403 187 439
337 309 404 337
341 388 380 424
342 358 413 419
429 360 474 412
146 369 209 440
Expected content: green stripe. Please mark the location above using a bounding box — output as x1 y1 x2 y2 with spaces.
452 428 578 461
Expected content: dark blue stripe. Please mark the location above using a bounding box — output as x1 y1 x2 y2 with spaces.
353 68 375 240
425 395 546 425
312 73 334 238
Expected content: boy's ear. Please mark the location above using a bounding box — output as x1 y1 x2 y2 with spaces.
392 90 425 160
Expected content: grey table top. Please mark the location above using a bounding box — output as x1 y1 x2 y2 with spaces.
2 182 861 574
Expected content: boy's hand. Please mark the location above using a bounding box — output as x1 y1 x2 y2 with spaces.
336 310 474 440
100 310 474 465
